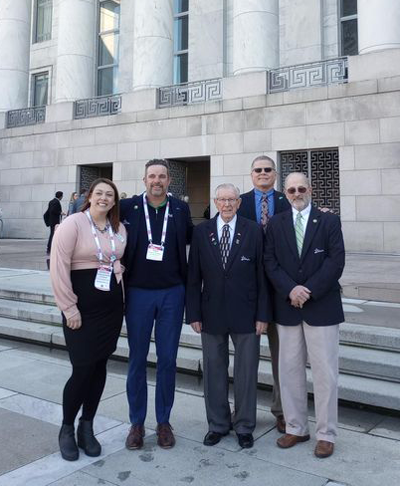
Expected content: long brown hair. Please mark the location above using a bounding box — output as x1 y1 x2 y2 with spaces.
81 178 120 233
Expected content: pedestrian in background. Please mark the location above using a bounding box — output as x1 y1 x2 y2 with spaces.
50 178 126 461
67 192 78 216
46 191 64 255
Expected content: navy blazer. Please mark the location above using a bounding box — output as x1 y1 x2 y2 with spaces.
264 206 345 326
120 195 193 283
238 189 291 222
186 215 272 334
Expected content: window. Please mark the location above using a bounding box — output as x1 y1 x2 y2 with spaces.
339 0 358 56
173 0 189 84
31 72 49 106
279 149 340 215
34 0 52 43
97 0 120 96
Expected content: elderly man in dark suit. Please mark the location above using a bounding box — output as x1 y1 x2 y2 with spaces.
46 191 63 254
186 183 271 449
238 155 290 434
264 172 345 459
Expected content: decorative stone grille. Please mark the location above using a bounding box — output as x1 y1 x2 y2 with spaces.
158 78 222 108
268 58 348 93
279 148 340 215
168 160 187 198
74 95 122 119
6 106 46 128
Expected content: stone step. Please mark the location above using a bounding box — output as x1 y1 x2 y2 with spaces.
1 316 400 412
2 296 400 358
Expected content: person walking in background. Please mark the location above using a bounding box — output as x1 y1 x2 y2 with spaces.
238 155 290 434
50 178 126 461
120 192 127 199
120 159 193 450
46 191 64 255
67 192 78 216
264 172 345 458
70 189 88 214
186 184 270 449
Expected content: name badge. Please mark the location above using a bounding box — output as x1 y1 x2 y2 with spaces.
146 243 164 262
94 265 112 291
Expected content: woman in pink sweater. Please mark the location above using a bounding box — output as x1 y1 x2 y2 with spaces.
50 178 127 461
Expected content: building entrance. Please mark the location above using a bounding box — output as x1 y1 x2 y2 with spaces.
78 163 113 192
167 157 210 224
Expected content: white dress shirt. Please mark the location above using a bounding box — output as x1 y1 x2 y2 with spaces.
217 214 237 249
291 202 312 230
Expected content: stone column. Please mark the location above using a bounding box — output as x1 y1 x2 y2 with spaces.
56 0 96 102
358 0 400 55
0 0 31 111
132 0 173 90
233 0 279 75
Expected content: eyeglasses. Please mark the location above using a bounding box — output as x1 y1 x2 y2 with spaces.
215 198 238 204
252 167 275 174
286 186 308 195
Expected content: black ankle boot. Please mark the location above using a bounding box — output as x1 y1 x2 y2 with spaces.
77 419 101 457
59 424 79 461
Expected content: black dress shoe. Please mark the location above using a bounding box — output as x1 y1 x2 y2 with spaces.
237 433 254 449
203 431 229 446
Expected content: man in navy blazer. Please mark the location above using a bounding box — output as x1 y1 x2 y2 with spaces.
264 172 345 459
186 183 271 449
120 159 193 451
237 155 290 434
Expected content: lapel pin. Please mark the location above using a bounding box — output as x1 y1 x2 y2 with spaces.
313 219 317 223
134 205 138 210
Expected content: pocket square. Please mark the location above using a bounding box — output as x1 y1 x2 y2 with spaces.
241 256 250 261
314 248 324 254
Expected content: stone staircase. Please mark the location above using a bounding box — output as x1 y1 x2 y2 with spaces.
0 275 400 411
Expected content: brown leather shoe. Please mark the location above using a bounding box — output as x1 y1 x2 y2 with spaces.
125 424 145 450
314 440 334 458
276 415 286 434
277 433 310 449
156 423 175 449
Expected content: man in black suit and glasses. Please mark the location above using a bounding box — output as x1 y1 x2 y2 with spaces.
238 155 290 434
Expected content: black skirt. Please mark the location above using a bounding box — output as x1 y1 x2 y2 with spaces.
62 269 123 366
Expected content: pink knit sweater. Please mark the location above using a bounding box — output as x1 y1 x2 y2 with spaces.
50 212 127 319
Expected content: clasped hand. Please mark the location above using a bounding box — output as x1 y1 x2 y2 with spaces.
289 285 311 308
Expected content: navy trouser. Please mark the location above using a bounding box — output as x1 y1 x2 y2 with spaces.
125 284 185 425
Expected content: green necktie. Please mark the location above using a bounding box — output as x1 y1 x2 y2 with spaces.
295 212 304 256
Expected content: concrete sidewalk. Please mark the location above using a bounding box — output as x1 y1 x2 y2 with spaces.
0 337 399 486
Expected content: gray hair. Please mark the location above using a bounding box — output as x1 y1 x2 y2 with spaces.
214 183 240 198
284 172 310 188
251 155 276 170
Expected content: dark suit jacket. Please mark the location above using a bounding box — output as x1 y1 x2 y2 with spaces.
186 215 272 334
120 194 193 283
48 198 62 226
264 206 345 326
238 189 291 222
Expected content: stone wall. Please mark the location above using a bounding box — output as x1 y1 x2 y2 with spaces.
1 50 400 253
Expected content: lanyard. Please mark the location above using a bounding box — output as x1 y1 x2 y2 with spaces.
85 210 117 265
142 193 170 246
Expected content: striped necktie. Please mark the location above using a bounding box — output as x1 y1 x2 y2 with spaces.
260 194 269 232
295 212 304 256
220 224 230 269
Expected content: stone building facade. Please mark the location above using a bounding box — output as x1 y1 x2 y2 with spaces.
0 0 400 253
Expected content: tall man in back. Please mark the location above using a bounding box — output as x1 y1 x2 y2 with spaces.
264 172 345 458
46 191 64 254
238 155 290 433
120 159 193 450
186 184 270 449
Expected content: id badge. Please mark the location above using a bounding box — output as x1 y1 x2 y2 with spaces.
146 244 164 262
94 265 112 291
